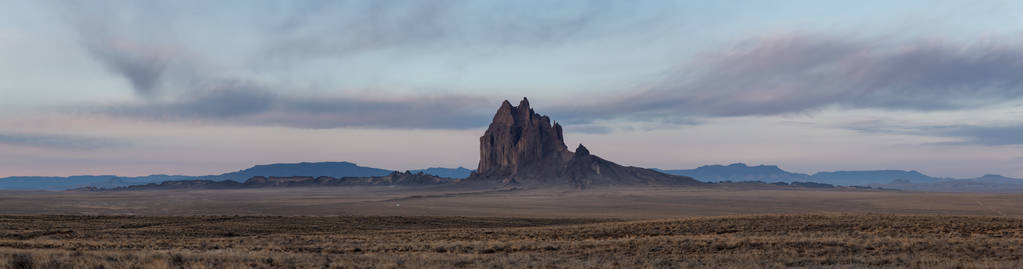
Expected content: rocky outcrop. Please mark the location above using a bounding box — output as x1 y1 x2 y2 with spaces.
469 98 700 187
476 98 571 181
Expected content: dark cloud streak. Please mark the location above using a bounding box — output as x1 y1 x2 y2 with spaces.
0 133 124 150
54 1 502 129
840 120 1023 146
100 88 494 129
930 125 1023 146
561 34 1023 122
55 0 180 97
84 43 170 97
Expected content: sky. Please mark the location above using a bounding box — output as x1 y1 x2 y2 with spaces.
2 0 1023 178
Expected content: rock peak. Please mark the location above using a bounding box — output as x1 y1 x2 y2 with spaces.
469 98 700 187
516 97 533 120
492 100 517 126
575 144 590 157
475 99 569 177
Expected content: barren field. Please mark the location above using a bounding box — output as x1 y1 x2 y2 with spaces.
4 186 1023 268
2 214 1022 268
1 186 1023 218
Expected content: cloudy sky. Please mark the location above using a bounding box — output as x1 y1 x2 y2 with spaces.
2 0 1022 178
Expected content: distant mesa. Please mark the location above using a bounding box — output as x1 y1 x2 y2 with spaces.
467 98 700 187
409 167 473 179
0 175 193 191
658 163 952 186
106 171 454 191
657 163 811 183
200 162 394 181
4 163 467 191
808 170 939 186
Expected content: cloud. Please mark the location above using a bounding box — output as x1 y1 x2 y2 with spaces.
53 0 640 130
927 125 1023 146
564 124 613 134
52 1 504 129
55 1 196 98
0 133 124 150
262 0 636 59
55 3 1023 132
559 33 1023 123
70 37 497 129
65 31 497 129
839 120 1023 146
99 87 494 129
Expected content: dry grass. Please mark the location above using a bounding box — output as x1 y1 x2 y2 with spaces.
1 214 1022 268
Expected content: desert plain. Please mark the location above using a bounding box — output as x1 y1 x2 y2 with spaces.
2 186 1023 268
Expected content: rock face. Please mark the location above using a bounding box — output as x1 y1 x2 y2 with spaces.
469 98 700 187
475 98 572 184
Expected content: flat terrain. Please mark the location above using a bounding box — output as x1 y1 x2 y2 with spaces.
1 185 1023 217
4 186 1023 268
1 214 1022 268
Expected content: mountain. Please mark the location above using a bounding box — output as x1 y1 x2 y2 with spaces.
657 163 810 183
657 163 1023 192
808 170 943 186
0 163 469 190
103 171 456 191
879 174 1023 193
410 167 473 179
657 164 946 186
199 162 393 181
656 164 947 186
971 174 1023 184
0 175 191 191
466 98 700 187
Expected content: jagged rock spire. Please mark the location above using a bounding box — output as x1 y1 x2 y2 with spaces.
476 97 570 176
470 98 700 187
